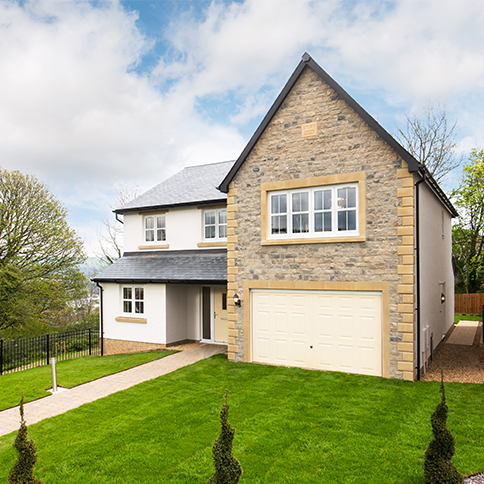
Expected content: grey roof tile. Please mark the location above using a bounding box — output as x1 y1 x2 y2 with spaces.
118 160 235 212
93 249 227 284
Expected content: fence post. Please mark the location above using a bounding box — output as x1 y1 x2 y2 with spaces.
0 339 3 376
46 334 50 365
89 328 92 356
482 305 484 344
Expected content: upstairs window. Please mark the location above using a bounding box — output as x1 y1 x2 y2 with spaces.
145 215 166 242
123 287 144 314
268 183 359 239
204 209 227 240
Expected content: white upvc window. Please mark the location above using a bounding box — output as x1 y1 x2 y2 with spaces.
123 287 144 314
204 209 227 240
268 183 359 239
144 215 166 242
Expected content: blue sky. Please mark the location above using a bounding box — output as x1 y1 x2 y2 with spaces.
0 0 483 256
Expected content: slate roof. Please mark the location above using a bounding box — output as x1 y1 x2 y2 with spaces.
92 249 227 284
117 160 235 214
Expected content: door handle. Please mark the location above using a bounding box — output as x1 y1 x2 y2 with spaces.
310 345 313 349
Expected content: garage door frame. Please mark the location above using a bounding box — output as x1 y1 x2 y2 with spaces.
243 280 390 378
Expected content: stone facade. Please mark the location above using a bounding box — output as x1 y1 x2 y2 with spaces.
226 65 416 380
103 338 168 355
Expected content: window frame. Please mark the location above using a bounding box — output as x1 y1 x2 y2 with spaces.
267 183 359 240
122 286 145 315
260 172 366 246
203 208 228 241
144 214 166 243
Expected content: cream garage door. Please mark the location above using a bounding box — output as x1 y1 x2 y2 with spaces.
252 290 382 376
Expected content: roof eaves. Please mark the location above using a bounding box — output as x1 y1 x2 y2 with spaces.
218 52 421 193
115 198 227 215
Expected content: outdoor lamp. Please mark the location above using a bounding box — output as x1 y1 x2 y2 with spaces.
233 293 241 307
441 293 446 303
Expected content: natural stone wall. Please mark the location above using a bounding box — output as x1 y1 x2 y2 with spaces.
103 338 167 355
227 65 413 379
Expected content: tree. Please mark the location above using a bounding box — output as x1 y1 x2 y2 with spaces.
8 394 44 484
209 390 242 484
0 167 87 332
97 183 141 266
451 149 484 293
423 374 463 484
396 104 462 183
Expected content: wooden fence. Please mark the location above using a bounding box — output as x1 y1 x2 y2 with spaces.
455 293 484 315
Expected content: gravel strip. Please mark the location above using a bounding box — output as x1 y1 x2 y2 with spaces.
421 322 484 383
465 473 484 483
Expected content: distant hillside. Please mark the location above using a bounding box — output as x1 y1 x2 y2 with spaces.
80 257 105 277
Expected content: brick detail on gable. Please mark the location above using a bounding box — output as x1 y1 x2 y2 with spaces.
396 168 416 381
226 181 239 361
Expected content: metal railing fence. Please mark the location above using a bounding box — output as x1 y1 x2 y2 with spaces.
0 328 100 375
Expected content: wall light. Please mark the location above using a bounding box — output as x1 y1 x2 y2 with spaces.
233 293 241 307
441 293 446 304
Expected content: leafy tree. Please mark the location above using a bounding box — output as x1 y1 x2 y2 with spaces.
423 374 463 484
0 167 87 331
451 149 484 293
396 104 462 183
210 390 242 484
8 394 44 484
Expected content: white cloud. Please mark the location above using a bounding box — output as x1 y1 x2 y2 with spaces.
1 0 484 256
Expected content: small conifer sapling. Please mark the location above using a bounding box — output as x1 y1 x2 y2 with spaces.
8 394 44 484
209 390 242 484
423 373 463 484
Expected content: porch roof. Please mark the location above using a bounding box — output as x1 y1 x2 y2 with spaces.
92 249 227 285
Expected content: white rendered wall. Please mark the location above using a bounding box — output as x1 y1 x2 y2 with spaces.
186 285 201 340
123 207 206 252
101 282 167 344
166 285 188 344
418 182 455 365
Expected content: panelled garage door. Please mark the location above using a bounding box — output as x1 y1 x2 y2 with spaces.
252 290 382 376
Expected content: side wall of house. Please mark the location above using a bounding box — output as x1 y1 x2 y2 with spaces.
419 183 455 363
226 65 414 379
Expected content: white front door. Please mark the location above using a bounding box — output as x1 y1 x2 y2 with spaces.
252 290 382 376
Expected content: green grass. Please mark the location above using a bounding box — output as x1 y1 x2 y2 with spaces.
0 355 483 483
0 350 176 411
455 313 482 324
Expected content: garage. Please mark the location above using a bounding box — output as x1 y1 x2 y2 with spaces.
251 290 383 376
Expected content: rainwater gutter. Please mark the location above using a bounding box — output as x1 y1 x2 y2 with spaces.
96 282 104 356
415 169 427 381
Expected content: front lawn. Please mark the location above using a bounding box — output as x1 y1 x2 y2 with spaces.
0 355 482 483
0 350 176 411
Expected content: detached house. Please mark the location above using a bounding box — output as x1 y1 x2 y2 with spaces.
94 53 457 381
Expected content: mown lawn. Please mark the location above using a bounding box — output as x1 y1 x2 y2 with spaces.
0 354 482 483
0 350 177 411
455 313 482 324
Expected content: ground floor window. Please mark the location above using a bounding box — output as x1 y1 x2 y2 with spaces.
123 287 144 314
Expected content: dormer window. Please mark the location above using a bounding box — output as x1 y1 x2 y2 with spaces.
204 209 227 240
145 215 166 242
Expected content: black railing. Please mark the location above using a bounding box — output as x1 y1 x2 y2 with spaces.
0 328 100 375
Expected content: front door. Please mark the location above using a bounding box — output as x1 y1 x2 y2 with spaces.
201 286 228 343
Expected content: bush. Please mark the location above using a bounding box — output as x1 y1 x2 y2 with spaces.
209 390 242 484
8 394 44 484
423 374 463 484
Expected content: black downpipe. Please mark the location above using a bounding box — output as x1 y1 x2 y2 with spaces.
415 172 427 381
96 282 104 356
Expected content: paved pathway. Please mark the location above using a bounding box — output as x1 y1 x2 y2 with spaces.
0 344 226 437
446 320 479 346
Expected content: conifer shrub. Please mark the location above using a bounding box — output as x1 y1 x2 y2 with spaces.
8 394 44 484
209 390 242 484
423 373 463 484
